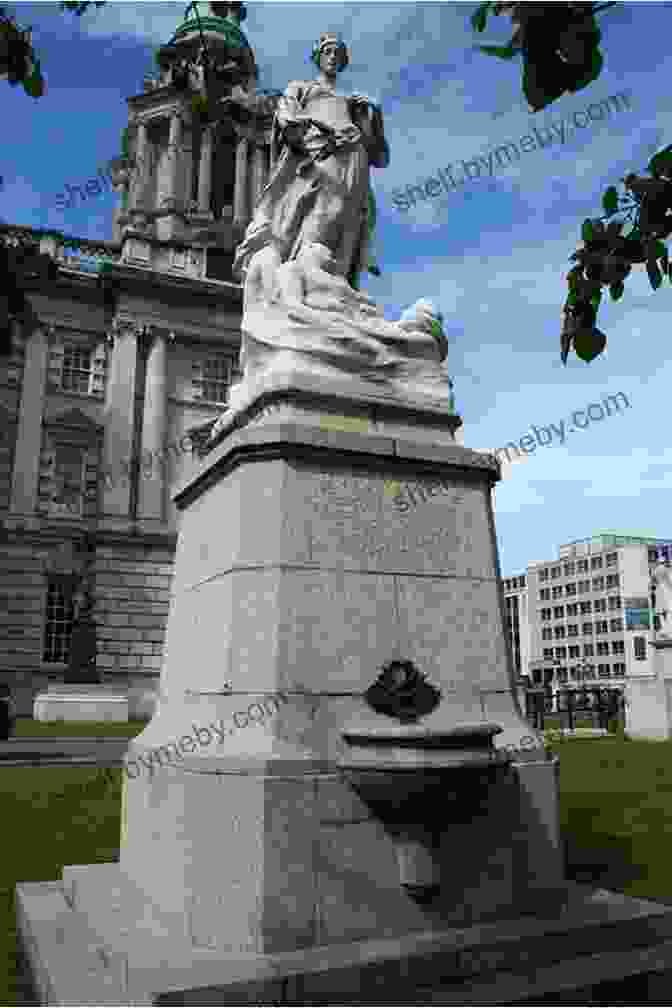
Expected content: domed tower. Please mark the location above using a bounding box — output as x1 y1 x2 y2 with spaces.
111 1 278 282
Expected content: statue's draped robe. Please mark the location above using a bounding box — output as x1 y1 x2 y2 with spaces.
233 80 388 288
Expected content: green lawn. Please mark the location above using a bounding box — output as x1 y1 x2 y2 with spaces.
3 738 672 1003
2 765 122 1004
12 718 147 738
547 734 672 899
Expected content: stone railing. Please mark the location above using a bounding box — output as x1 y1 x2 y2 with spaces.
0 223 121 273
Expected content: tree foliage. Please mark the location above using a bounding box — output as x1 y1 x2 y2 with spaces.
471 2 614 112
561 146 672 364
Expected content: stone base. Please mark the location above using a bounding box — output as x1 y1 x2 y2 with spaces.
207 366 463 450
33 685 129 723
625 642 672 741
16 872 672 1005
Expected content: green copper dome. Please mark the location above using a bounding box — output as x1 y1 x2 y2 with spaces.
172 2 249 51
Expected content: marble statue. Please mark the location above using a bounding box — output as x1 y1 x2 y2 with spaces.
233 32 388 290
652 562 672 637
211 32 455 439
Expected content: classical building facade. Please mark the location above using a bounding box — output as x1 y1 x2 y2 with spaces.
0 2 280 715
503 533 672 699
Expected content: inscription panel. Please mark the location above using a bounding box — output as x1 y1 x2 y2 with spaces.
287 467 495 579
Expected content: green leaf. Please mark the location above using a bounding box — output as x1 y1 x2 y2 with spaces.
648 144 672 179
654 239 668 259
602 186 619 216
582 219 595 243
647 261 663 290
568 47 603 95
476 42 518 60
471 2 491 32
609 281 624 301
574 327 606 364
22 58 43 98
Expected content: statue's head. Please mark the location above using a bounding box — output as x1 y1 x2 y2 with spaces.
311 32 348 74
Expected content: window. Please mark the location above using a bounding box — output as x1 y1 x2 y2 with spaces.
595 620 609 635
191 355 239 404
567 624 579 637
577 558 588 572
583 643 594 657
597 641 610 657
606 574 620 588
42 578 74 663
582 622 593 635
554 626 566 639
543 648 554 661
539 588 551 601
608 596 621 611
542 628 553 641
557 668 568 682
569 645 581 658
606 552 618 567
610 617 624 633
48 341 107 397
580 601 592 614
553 605 564 619
566 603 578 617
63 346 92 394
539 568 548 582
564 562 575 576
598 664 611 678
634 636 647 660
613 662 626 676
649 548 658 563
50 444 86 517
540 608 552 621
592 576 605 591
551 565 561 579
555 646 567 659
612 640 625 656
552 586 563 600
579 580 590 593
591 556 603 570
565 583 577 596
593 599 607 613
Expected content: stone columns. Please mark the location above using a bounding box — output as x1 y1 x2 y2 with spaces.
101 322 140 524
10 321 49 516
251 144 267 209
233 135 249 232
131 121 149 209
167 112 183 206
197 124 213 215
137 330 168 525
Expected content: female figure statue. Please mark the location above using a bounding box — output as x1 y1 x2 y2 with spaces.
233 32 389 291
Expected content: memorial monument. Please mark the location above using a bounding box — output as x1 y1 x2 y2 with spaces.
17 30 672 1006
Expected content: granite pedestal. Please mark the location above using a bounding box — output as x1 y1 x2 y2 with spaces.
17 373 672 1003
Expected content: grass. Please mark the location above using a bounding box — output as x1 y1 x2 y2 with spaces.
1 765 122 1004
547 734 672 900
11 718 147 738
3 736 672 1003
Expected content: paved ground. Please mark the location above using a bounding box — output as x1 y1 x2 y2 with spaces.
0 737 127 767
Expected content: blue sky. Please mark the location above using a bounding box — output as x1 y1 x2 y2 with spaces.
1 1 670 573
